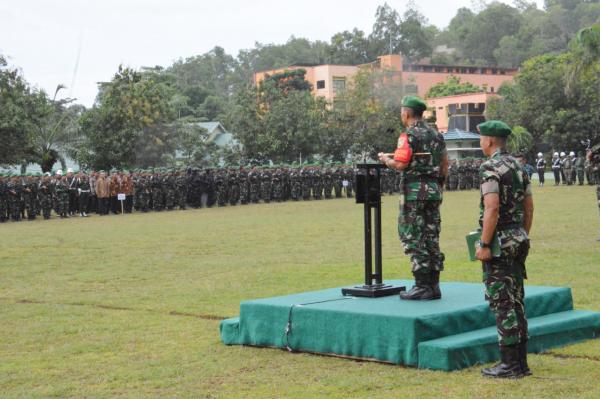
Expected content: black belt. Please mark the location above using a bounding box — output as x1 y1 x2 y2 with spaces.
404 175 438 183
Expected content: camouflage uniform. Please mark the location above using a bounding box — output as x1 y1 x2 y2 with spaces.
151 175 164 211
164 174 176 210
239 170 250 205
228 171 240 206
38 178 54 219
479 148 532 348
343 167 354 198
458 161 467 190
312 169 323 200
322 169 333 199
590 145 600 215
397 121 446 280
54 177 70 218
272 170 283 202
260 170 272 203
585 157 594 185
448 160 459 190
576 154 585 185
301 169 312 200
7 178 23 221
290 170 302 200
332 168 343 198
23 178 37 220
248 169 260 203
175 173 188 209
563 156 573 185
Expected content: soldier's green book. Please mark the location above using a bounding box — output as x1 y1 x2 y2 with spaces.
466 230 501 261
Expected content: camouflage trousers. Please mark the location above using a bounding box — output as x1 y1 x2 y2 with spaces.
57 193 69 216
39 195 53 219
482 240 529 347
398 200 444 274
0 198 8 221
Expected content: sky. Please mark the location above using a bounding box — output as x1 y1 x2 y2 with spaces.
0 0 545 107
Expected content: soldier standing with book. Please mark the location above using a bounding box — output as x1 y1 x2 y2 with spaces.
475 120 534 379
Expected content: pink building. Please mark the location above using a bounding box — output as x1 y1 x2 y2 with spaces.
254 55 517 103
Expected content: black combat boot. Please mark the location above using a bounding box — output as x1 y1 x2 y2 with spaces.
430 270 442 300
400 272 436 300
519 341 532 376
481 345 526 379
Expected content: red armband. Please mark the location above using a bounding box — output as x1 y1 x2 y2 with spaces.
393 133 412 163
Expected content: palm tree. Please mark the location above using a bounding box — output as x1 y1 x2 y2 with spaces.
24 85 82 173
565 22 600 95
507 126 533 154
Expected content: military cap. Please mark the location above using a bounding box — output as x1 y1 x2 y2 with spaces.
477 120 512 137
402 96 427 113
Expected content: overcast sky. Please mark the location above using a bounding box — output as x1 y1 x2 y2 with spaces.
0 0 545 107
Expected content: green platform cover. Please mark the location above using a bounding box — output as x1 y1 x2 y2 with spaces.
220 281 600 370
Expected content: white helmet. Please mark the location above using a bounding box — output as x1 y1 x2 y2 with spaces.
67 168 74 173
553 152 559 157
55 170 63 176
537 152 543 157
560 152 566 157
569 151 575 156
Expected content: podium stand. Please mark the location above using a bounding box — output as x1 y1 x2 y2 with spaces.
341 164 405 298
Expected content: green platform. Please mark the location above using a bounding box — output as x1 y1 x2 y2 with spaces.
220 281 600 371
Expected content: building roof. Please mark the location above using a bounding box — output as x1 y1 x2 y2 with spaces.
197 121 225 134
443 130 481 141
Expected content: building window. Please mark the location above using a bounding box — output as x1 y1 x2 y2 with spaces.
491 87 495 93
404 84 418 94
332 77 346 93
316 80 325 89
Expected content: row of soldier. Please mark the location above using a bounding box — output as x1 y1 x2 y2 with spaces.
0 166 394 222
544 151 598 186
446 159 484 191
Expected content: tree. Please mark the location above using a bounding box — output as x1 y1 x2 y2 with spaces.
486 52 600 151
0 55 33 166
398 4 434 61
507 126 534 153
168 117 216 167
425 76 483 98
566 21 600 93
78 66 178 170
227 70 328 163
369 3 403 57
462 3 523 65
329 29 371 65
323 67 404 160
24 87 83 172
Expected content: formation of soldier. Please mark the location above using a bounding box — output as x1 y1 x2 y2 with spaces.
0 165 406 222
446 158 484 191
547 150 598 186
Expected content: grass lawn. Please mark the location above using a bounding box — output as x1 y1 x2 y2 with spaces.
1 183 599 398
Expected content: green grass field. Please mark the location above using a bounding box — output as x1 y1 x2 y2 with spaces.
1 184 599 398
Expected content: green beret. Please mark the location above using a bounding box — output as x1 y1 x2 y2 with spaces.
477 120 512 137
402 96 427 113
